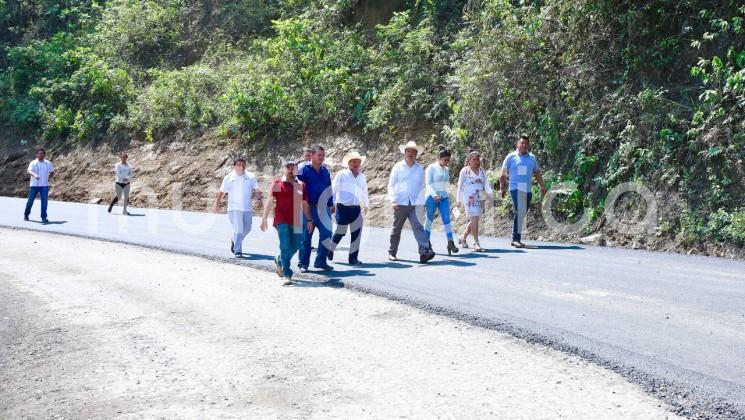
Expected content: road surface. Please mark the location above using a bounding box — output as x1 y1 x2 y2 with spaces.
2 196 744 418
1 230 683 418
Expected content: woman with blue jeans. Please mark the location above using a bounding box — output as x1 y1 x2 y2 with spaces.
424 149 459 255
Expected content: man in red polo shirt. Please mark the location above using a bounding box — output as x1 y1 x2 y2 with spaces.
261 159 313 285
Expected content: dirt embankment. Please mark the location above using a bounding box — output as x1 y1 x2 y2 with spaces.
1 129 742 258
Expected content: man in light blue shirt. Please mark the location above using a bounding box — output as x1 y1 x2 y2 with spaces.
500 136 547 247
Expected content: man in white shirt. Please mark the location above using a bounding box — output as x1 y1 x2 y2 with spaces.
213 157 263 257
387 141 435 263
24 148 55 223
327 151 369 265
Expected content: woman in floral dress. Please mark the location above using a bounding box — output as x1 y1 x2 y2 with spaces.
456 151 494 251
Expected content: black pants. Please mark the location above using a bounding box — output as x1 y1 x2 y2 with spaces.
330 204 363 263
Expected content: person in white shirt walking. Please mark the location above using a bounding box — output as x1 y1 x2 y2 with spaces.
327 151 369 265
456 150 494 252
213 157 263 257
387 141 435 263
108 152 133 215
425 148 459 255
24 148 55 223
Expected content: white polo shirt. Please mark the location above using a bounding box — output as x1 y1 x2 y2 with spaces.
219 171 259 212
28 159 54 187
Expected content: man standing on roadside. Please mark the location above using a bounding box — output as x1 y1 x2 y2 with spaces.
328 151 369 265
213 157 262 258
24 148 54 224
261 160 314 286
500 135 547 248
387 141 435 263
297 145 335 272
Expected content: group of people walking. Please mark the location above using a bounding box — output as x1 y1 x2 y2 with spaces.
22 136 546 286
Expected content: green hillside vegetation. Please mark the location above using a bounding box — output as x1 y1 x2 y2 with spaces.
1 0 743 247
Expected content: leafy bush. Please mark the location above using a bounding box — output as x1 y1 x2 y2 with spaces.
126 64 229 138
31 48 132 142
92 0 185 70
363 9 450 131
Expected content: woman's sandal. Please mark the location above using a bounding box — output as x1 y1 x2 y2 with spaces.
474 242 483 252
459 236 469 249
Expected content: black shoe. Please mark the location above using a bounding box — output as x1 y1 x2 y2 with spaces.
447 240 459 256
24 215 29 221
419 250 435 263
327 250 334 261
41 218 49 224
349 260 363 266
230 240 234 253
314 263 334 271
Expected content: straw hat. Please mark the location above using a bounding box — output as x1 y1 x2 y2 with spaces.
398 140 424 155
342 151 366 167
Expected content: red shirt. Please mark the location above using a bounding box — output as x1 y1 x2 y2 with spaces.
271 178 308 227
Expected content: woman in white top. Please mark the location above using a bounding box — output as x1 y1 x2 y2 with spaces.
456 151 493 251
108 152 133 215
425 148 458 255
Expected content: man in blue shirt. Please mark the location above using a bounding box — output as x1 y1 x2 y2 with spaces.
297 144 335 271
500 135 547 248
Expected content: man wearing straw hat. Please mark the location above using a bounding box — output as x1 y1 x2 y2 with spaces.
327 151 369 265
387 141 436 263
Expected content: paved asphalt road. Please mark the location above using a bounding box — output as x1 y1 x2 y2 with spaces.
2 196 744 418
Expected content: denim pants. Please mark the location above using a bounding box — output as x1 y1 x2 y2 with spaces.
299 205 333 268
24 186 49 219
424 196 453 241
330 204 363 263
510 189 532 242
275 223 304 278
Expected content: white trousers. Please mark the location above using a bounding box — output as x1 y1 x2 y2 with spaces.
228 210 253 253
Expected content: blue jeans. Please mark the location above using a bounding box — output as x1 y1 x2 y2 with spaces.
299 205 333 268
275 224 304 278
330 204 363 263
510 190 532 242
24 186 49 220
424 196 453 241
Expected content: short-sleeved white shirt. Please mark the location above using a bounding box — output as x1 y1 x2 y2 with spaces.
219 171 259 212
28 159 54 187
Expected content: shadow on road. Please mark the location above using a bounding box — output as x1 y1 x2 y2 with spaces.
29 220 67 225
347 262 413 269
237 253 275 261
290 278 345 288
456 252 498 260
312 269 375 278
524 245 584 250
